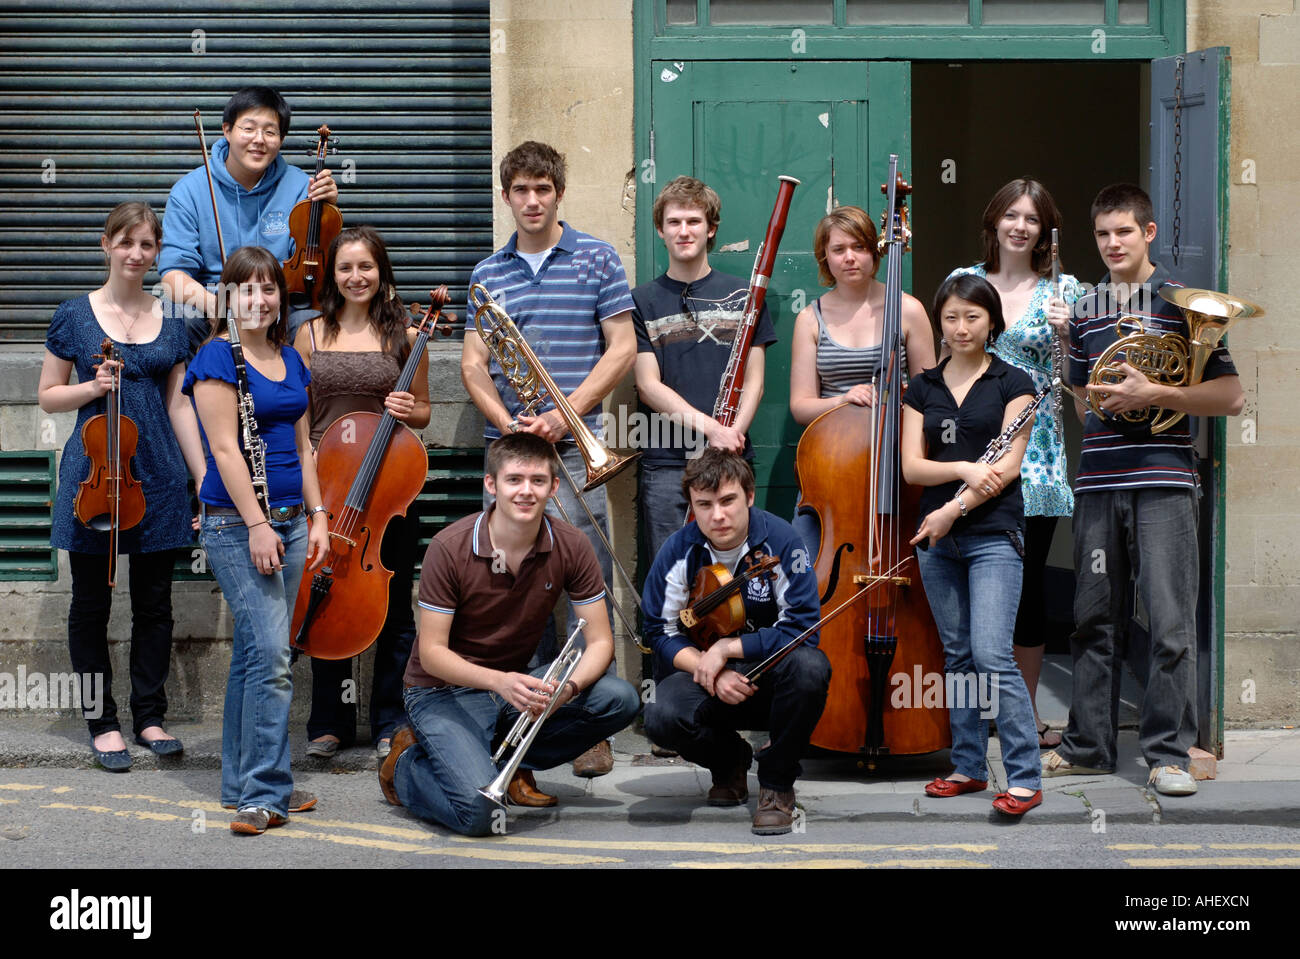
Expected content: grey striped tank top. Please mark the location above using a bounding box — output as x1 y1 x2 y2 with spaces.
813 297 909 398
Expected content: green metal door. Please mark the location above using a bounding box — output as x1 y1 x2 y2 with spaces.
647 59 910 517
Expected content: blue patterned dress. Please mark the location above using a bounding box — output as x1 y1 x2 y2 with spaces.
47 295 193 554
947 265 1081 518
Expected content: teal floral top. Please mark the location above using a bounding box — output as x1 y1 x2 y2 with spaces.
947 264 1082 518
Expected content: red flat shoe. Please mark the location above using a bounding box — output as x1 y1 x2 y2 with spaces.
992 790 1043 816
924 776 988 798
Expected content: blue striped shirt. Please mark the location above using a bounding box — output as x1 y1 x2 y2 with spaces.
1068 262 1236 493
469 221 634 440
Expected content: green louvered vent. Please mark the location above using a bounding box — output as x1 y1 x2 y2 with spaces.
414 447 483 576
0 0 491 341
0 451 57 580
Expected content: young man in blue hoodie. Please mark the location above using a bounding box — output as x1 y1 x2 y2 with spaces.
159 86 338 353
641 448 829 835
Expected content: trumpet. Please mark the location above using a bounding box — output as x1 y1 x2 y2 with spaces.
478 618 586 808
1087 287 1262 434
470 282 649 652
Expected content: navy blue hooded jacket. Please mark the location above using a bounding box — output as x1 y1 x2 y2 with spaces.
641 507 821 680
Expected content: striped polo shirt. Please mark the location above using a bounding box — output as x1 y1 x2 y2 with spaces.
1068 262 1236 493
469 221 635 440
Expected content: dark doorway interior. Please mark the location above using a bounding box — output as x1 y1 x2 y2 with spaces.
911 60 1145 650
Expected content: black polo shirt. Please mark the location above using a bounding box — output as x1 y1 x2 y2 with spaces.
903 355 1037 536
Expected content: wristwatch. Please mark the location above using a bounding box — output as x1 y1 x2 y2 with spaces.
954 494 969 517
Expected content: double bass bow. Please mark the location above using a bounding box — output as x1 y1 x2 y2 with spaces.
74 338 146 586
290 288 454 659
282 125 342 313
796 155 949 765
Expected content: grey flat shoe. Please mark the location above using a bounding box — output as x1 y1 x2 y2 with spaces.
305 737 339 758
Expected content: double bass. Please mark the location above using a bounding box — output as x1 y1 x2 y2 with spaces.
796 156 950 764
75 338 146 587
290 288 453 659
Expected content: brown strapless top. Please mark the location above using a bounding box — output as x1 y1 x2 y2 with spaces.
308 349 402 446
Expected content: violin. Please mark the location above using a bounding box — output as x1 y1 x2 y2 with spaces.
797 158 949 765
290 288 454 659
74 338 146 586
282 125 342 313
678 553 779 650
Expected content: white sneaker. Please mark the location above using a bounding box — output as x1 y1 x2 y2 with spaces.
1149 765 1198 795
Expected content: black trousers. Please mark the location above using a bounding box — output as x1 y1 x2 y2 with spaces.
1013 515 1059 649
643 645 831 792
306 512 419 745
67 549 177 738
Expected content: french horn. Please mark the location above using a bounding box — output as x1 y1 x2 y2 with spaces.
1087 286 1262 434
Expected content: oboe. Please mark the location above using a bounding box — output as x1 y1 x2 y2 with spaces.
195 109 272 522
1048 228 1067 440
952 384 1051 502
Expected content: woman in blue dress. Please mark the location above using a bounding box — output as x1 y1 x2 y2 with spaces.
946 178 1082 747
184 245 329 835
38 202 207 770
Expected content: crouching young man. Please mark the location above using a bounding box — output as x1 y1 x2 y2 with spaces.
379 433 640 836
641 448 829 835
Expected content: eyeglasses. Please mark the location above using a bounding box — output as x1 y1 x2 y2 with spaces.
680 283 695 324
233 124 282 142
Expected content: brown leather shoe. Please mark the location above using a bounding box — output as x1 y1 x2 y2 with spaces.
506 769 558 807
751 787 797 836
572 740 614 777
379 726 417 807
707 741 753 807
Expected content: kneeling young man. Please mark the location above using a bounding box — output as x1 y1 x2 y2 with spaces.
642 449 829 835
380 433 640 836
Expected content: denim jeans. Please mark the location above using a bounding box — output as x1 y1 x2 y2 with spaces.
1060 489 1199 772
395 668 640 836
642 645 831 792
914 533 1041 790
201 512 308 816
67 549 177 737
638 462 689 566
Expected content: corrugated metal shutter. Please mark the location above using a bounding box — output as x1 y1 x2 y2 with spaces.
0 0 491 341
0 451 57 580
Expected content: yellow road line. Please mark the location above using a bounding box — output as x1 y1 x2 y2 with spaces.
0 783 46 791
51 786 73 794
675 858 992 869
1126 857 1300 867
450 836 998 855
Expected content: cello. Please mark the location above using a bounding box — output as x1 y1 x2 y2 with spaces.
290 288 453 659
282 125 342 313
74 338 146 587
796 156 950 764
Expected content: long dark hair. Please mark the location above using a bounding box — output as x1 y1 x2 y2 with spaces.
931 273 1007 346
979 178 1064 277
205 246 290 347
317 226 409 365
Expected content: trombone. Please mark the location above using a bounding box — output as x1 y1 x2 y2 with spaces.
478 618 586 808
470 282 649 652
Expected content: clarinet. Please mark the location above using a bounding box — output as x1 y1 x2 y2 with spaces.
952 384 1051 502
1048 228 1067 440
225 306 273 523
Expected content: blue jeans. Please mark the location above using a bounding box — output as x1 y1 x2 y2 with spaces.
638 462 689 566
914 533 1041 790
395 668 640 836
1060 489 1199 772
201 512 308 817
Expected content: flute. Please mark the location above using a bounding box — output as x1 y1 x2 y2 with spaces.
1048 228 1067 440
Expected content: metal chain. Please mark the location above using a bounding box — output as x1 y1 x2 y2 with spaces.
1171 55 1184 266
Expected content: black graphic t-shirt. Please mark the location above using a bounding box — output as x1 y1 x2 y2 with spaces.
631 269 777 466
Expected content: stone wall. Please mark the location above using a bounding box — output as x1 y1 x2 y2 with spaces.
1189 0 1300 722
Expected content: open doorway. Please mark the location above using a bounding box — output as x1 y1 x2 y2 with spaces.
912 59 1146 650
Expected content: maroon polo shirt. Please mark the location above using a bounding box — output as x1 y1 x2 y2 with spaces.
403 506 606 688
